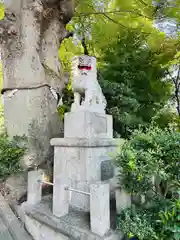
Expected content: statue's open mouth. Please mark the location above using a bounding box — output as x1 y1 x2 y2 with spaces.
78 65 92 70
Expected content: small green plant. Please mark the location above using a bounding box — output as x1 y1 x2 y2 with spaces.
0 3 4 20
0 134 26 179
115 126 180 239
157 194 180 240
57 85 73 120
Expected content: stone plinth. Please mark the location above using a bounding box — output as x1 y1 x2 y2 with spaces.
64 111 113 138
116 188 131 214
51 138 121 212
21 196 124 240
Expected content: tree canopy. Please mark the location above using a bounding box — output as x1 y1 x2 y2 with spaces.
58 0 180 137
100 29 172 138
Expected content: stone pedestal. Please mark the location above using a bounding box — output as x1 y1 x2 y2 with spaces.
64 111 113 138
116 188 131 214
51 137 120 212
51 111 121 212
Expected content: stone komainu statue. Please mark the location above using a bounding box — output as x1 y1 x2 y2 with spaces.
71 55 107 113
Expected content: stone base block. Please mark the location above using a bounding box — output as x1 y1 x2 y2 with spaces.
64 111 113 138
116 188 131 214
51 138 122 212
22 198 124 240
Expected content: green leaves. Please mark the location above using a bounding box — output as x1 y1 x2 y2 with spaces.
117 207 158 240
116 126 180 193
100 30 172 138
0 3 4 20
158 199 180 239
0 135 26 179
58 0 180 136
115 126 180 239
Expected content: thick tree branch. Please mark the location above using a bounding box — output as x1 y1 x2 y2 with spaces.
81 37 89 55
175 66 180 116
75 10 152 19
167 67 180 116
175 65 180 84
74 9 172 22
102 13 130 29
102 13 151 34
166 69 175 83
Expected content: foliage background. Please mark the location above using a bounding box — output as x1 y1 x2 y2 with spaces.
0 135 26 179
115 126 180 239
58 0 180 137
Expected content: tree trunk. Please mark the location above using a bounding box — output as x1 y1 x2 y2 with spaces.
0 0 74 201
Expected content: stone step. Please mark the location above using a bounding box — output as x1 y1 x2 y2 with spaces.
22 197 123 240
0 216 13 240
0 194 32 240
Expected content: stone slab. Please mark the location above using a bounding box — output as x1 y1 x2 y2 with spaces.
0 217 14 240
0 193 32 240
116 189 131 214
50 138 122 147
22 197 123 240
64 111 113 138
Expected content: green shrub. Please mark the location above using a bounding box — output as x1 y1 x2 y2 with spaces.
115 126 180 240
0 134 26 179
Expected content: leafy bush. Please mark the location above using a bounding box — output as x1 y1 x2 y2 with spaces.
0 135 26 179
100 30 172 139
115 126 180 240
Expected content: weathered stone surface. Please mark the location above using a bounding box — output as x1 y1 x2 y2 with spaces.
114 167 131 214
51 138 121 212
101 160 114 181
51 138 122 147
0 217 13 240
0 193 32 240
27 171 42 205
21 197 123 240
90 183 110 237
25 216 69 240
5 173 27 202
116 188 131 214
64 111 113 138
1 0 73 183
53 179 69 217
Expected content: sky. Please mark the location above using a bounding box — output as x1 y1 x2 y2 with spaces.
156 20 178 36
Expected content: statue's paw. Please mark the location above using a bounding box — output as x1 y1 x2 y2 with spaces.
81 101 91 108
